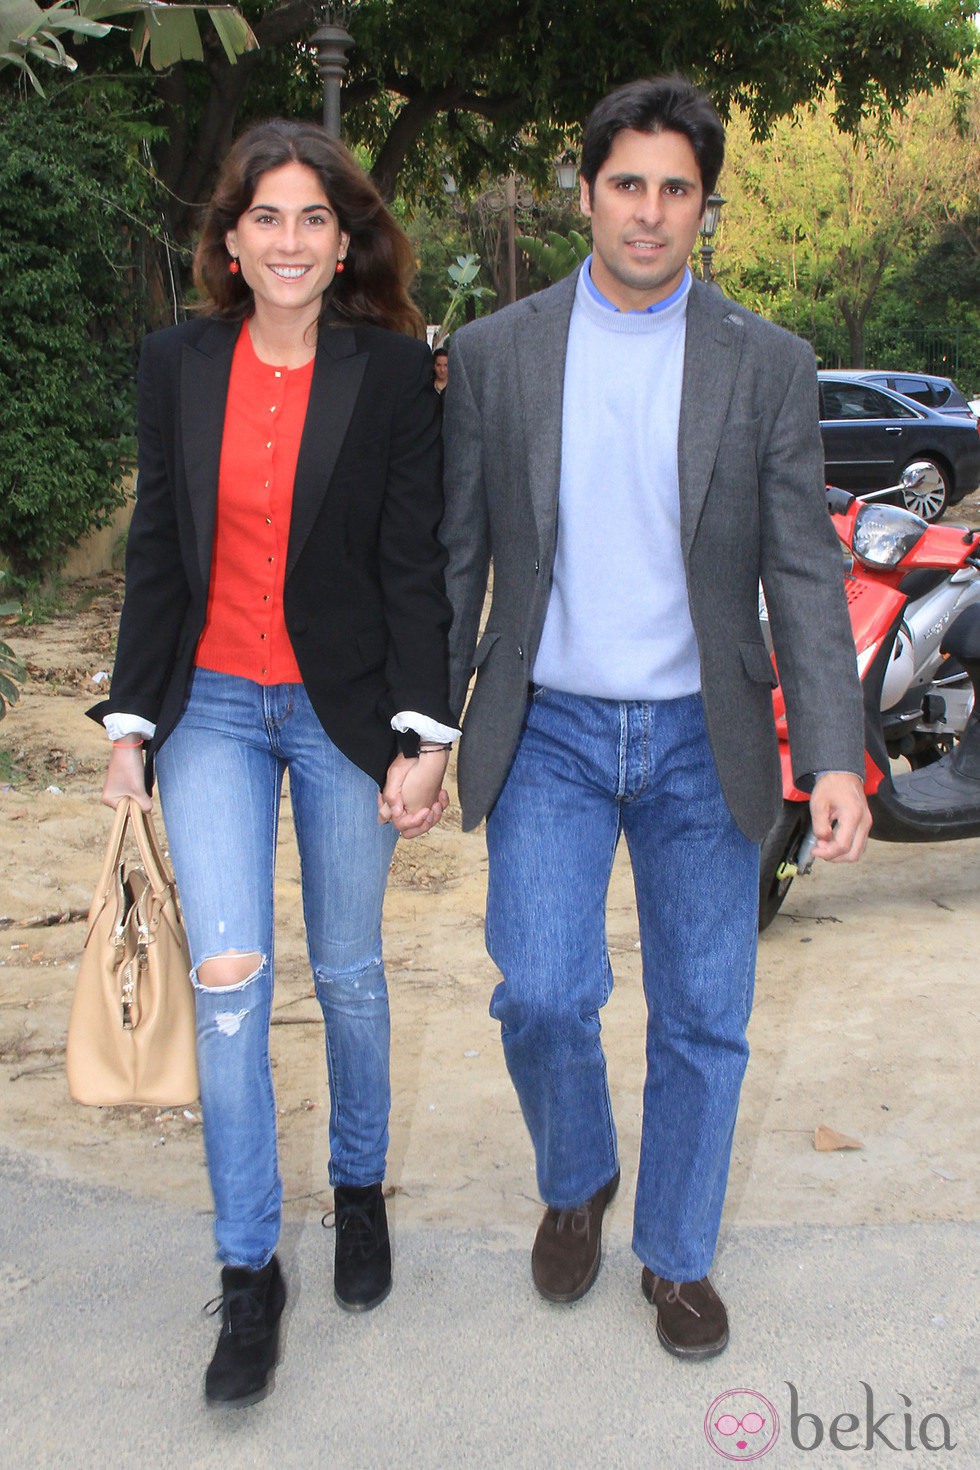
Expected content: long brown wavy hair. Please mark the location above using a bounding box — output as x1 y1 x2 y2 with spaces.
193 119 424 338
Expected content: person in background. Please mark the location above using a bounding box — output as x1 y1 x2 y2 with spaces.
432 344 449 401
91 118 457 1406
440 76 869 1360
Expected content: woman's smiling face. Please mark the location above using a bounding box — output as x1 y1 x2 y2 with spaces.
224 161 349 325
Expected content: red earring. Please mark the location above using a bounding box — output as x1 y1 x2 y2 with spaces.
335 259 346 274
229 258 240 275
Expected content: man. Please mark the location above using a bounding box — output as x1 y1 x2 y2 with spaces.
440 76 870 1359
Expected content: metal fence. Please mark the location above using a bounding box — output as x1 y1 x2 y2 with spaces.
814 326 963 377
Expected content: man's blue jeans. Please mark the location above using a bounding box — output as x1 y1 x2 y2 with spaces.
485 687 759 1283
156 669 397 1270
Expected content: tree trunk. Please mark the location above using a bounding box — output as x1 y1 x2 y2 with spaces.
370 91 456 202
841 304 866 367
166 55 264 239
838 277 868 367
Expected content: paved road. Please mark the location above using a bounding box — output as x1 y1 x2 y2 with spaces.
1 1146 976 1468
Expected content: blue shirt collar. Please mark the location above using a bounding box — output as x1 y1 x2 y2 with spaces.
582 255 691 315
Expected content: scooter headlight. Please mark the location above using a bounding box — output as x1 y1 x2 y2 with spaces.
851 502 927 568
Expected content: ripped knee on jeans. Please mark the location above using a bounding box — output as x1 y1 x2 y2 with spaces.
196 951 262 989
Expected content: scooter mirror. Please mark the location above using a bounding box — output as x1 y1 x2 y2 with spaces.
901 461 942 495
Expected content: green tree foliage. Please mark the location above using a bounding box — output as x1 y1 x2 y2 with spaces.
317 0 979 200
0 636 26 718
0 0 256 93
0 89 161 582
87 0 979 246
719 87 980 369
399 198 472 324
874 208 980 391
433 254 494 343
516 229 590 285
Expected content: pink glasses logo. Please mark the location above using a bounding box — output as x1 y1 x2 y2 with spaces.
704 1389 780 1461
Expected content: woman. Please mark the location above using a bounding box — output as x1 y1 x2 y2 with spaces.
91 119 457 1406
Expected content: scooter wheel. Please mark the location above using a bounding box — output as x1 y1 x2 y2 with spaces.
759 802 809 931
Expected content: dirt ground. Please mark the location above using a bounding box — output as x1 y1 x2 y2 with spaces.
1 508 977 1244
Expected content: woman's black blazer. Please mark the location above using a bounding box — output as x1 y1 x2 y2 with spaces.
90 315 455 789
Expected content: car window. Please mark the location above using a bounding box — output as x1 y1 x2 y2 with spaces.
935 384 970 411
820 382 919 421
888 376 933 406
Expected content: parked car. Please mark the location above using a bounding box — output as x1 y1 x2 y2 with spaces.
817 372 980 520
826 368 976 420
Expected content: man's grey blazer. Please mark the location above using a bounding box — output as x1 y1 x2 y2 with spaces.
440 270 864 839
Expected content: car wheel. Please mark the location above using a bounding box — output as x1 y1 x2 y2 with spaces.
758 802 809 931
900 458 951 521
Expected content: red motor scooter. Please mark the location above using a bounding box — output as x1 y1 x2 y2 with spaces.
759 464 980 928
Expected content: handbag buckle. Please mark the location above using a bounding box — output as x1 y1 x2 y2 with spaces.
121 927 149 1030
121 963 136 1029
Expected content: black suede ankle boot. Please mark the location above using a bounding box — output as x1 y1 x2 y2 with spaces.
333 1183 391 1312
205 1253 286 1406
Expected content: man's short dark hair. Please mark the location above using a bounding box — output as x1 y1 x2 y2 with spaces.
432 346 449 361
580 76 725 202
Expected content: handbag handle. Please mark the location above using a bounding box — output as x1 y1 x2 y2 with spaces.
120 798 176 898
90 798 176 905
89 798 140 912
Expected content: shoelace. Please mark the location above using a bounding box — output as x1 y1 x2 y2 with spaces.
204 1285 266 1334
554 1204 591 1237
662 1281 703 1318
322 1204 380 1260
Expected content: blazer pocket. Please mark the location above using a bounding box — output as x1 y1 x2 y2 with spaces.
726 415 763 434
740 640 778 688
472 630 501 670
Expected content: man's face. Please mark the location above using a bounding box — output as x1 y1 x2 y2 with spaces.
580 127 706 311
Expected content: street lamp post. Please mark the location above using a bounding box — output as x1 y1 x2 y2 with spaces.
699 192 726 282
477 174 534 306
555 153 578 193
312 4 354 139
503 174 518 307
443 170 539 309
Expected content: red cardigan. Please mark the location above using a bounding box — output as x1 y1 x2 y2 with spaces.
195 327 308 683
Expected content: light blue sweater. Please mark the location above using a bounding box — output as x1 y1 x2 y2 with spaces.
532 263 702 700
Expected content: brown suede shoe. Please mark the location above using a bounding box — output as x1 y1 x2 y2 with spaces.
531 1170 620 1303
641 1267 729 1360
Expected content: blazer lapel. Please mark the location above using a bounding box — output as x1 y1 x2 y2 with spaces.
515 273 577 553
286 324 367 578
677 281 746 553
180 320 239 591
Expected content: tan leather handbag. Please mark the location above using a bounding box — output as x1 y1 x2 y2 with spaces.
67 797 198 1106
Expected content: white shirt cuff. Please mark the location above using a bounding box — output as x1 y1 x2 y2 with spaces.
104 714 157 743
391 711 461 745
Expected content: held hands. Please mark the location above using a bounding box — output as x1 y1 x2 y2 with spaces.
808 772 871 863
379 750 450 838
101 742 152 813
